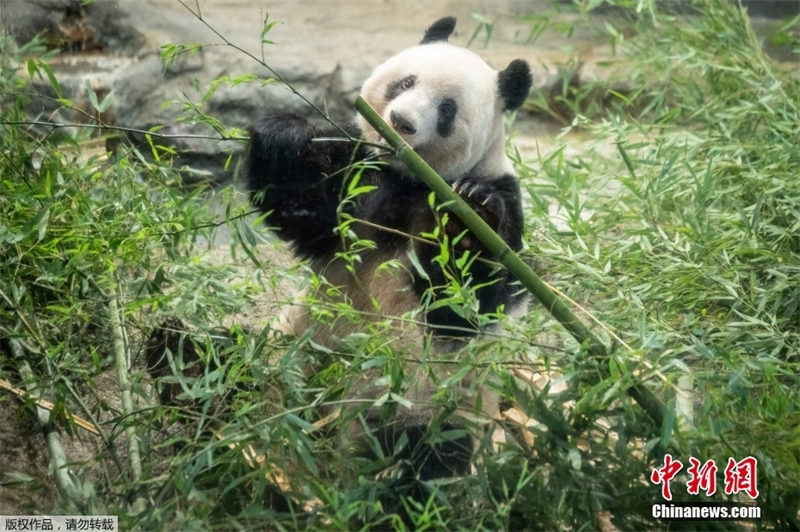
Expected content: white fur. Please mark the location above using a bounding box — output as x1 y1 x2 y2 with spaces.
357 43 514 181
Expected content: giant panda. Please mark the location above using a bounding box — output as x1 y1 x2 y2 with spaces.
246 17 532 479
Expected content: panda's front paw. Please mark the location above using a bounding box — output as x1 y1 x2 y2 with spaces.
452 177 506 229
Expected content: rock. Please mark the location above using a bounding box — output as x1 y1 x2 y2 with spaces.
6 0 792 182
4 0 591 181
742 0 799 17
1 0 144 53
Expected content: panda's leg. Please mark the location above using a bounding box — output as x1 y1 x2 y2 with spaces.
270 288 310 338
246 113 364 260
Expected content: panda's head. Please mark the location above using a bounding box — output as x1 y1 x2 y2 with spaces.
357 17 532 181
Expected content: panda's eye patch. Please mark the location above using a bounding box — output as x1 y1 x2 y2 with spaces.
437 98 458 137
438 99 457 120
386 75 417 101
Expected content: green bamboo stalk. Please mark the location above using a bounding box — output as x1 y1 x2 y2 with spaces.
8 338 85 510
109 288 146 514
355 96 666 428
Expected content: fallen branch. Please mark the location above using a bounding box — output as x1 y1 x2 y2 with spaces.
0 377 100 435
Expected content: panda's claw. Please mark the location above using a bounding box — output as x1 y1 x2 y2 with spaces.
453 178 475 196
452 179 474 197
481 192 505 217
451 177 506 230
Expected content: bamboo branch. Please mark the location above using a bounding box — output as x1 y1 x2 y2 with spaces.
0 377 100 435
354 96 666 429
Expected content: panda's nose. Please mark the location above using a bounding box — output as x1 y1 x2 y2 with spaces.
390 110 417 135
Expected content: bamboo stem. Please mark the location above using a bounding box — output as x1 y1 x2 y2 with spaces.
354 96 666 428
109 289 146 513
8 338 85 509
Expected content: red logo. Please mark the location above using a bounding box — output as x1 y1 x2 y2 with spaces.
723 456 759 499
650 454 683 501
651 455 759 500
686 457 718 496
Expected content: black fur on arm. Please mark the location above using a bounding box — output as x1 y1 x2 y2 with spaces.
484 174 524 252
412 173 525 337
245 113 364 259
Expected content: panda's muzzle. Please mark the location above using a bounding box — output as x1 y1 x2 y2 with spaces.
390 110 417 136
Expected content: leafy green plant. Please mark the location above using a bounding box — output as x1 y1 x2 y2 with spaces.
1 0 798 529
466 14 495 48
511 0 799 529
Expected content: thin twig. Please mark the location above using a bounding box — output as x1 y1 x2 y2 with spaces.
175 0 355 139
0 377 100 435
0 119 247 142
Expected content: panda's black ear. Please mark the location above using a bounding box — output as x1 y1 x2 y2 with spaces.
498 59 533 111
420 17 456 44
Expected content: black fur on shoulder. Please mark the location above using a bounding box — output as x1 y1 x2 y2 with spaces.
420 17 456 44
245 114 364 260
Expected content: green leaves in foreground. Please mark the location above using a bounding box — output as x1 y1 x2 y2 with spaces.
1 0 799 529
522 0 799 529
